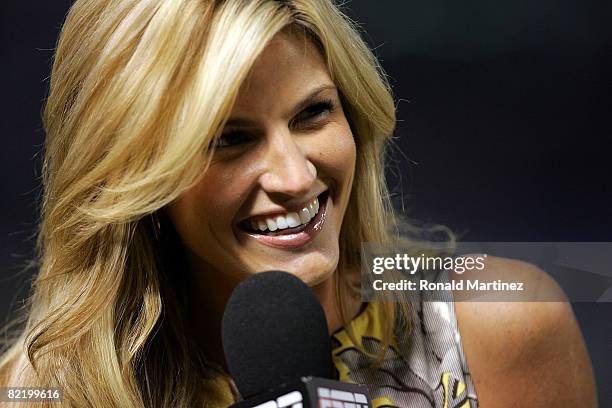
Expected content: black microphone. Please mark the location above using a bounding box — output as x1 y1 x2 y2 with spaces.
222 271 372 408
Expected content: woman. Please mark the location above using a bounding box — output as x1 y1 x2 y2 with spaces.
0 0 596 407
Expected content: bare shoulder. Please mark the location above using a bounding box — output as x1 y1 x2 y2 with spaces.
453 256 597 407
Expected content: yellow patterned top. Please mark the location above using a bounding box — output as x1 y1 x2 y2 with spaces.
331 301 478 407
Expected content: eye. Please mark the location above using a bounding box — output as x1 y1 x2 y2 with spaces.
214 131 255 148
292 99 336 126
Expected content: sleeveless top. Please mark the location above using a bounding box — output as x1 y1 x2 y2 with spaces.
331 297 479 407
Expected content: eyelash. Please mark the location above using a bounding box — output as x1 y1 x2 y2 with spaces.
215 99 336 149
291 98 336 127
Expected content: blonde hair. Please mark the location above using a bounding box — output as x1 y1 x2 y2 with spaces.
0 0 413 406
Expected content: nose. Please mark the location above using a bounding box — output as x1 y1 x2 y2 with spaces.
258 130 317 199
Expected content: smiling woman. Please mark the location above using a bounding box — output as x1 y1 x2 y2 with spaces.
166 32 360 345
0 0 596 407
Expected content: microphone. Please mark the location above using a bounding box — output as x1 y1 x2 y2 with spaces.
222 271 372 408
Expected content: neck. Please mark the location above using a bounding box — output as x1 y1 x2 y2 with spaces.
185 254 362 368
311 272 362 334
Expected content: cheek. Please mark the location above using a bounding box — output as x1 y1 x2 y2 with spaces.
165 187 211 254
341 132 357 175
320 124 356 182
166 170 246 243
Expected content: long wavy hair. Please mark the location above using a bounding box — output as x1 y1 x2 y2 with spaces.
0 0 415 406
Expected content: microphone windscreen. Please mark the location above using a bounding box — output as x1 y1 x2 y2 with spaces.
221 270 333 399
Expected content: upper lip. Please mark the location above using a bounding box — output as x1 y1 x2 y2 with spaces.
238 190 327 223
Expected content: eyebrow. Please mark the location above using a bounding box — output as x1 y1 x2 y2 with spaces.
224 84 337 128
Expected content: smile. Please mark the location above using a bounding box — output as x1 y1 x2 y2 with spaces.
238 191 329 249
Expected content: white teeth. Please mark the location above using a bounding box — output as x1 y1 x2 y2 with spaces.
298 207 311 224
246 196 322 233
276 215 288 229
266 218 278 231
286 212 301 228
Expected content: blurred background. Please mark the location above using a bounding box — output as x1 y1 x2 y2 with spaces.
1 0 611 404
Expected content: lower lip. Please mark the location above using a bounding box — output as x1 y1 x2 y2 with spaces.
242 195 328 250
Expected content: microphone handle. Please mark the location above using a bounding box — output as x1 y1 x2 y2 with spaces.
230 376 372 408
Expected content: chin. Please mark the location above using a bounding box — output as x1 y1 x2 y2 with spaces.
295 265 336 288
254 253 338 288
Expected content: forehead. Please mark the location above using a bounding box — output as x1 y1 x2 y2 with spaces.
232 31 332 111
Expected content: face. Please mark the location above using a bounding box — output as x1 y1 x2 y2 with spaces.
166 31 356 289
